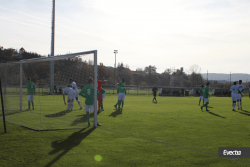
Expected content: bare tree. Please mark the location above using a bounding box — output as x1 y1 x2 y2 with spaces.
186 64 201 74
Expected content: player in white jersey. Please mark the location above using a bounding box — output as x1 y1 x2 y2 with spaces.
230 82 238 111
63 85 76 110
237 80 244 110
70 78 82 109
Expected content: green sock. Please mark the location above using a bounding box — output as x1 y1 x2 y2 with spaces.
122 101 124 108
28 101 30 109
203 99 204 105
206 103 208 110
118 101 121 108
32 102 34 107
199 99 201 105
115 102 118 106
101 101 103 109
86 114 90 123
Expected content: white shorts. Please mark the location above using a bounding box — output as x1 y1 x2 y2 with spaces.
204 98 209 103
85 105 94 112
75 91 79 98
232 94 238 101
237 94 242 100
200 96 203 99
68 91 75 100
118 93 125 101
27 95 34 101
102 93 106 99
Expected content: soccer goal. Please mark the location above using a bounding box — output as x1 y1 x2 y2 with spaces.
0 50 98 130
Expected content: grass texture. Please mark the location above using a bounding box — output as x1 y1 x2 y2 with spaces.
1 94 250 166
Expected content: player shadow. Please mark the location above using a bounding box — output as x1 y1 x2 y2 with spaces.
70 112 100 126
207 106 213 108
206 110 226 118
241 110 250 113
44 109 72 118
44 128 95 167
1 109 30 116
109 109 122 117
238 112 250 117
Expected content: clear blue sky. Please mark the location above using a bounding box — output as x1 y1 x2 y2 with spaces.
0 0 249 74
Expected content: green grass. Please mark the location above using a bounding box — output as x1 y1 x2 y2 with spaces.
1 95 250 166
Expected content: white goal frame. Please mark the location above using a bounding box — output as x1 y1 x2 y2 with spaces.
2 50 98 128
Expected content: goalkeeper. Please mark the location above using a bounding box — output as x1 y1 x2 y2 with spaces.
95 75 108 112
23 77 36 110
80 77 101 127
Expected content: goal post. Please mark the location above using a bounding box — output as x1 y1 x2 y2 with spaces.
0 50 98 130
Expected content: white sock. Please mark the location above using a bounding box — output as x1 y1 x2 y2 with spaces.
77 100 82 107
233 103 236 109
68 102 70 109
240 101 242 107
71 102 74 109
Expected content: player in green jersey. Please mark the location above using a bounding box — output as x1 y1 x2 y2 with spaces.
119 78 125 87
79 77 101 127
249 87 250 100
117 84 126 111
198 85 204 106
114 83 120 109
100 87 106 112
201 82 210 112
23 77 36 110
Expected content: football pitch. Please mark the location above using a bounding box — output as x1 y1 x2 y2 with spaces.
1 94 250 167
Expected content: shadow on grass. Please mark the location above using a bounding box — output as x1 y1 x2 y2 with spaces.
238 112 250 117
70 112 101 126
0 109 29 117
109 109 122 117
45 128 95 167
206 110 226 118
241 110 250 113
207 106 213 108
44 110 72 118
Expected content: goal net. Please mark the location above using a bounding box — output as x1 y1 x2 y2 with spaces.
0 50 98 131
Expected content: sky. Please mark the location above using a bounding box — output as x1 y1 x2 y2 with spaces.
0 0 249 74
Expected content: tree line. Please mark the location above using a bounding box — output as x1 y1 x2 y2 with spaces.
0 46 218 87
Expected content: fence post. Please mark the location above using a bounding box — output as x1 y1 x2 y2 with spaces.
0 77 7 133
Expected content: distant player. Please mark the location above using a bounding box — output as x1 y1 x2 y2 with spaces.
63 85 75 110
100 87 106 112
117 83 126 111
80 77 101 127
152 84 158 103
230 82 238 111
23 77 36 110
198 85 204 106
200 82 210 112
70 78 82 109
114 83 120 109
119 78 125 87
249 87 250 100
237 80 244 110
